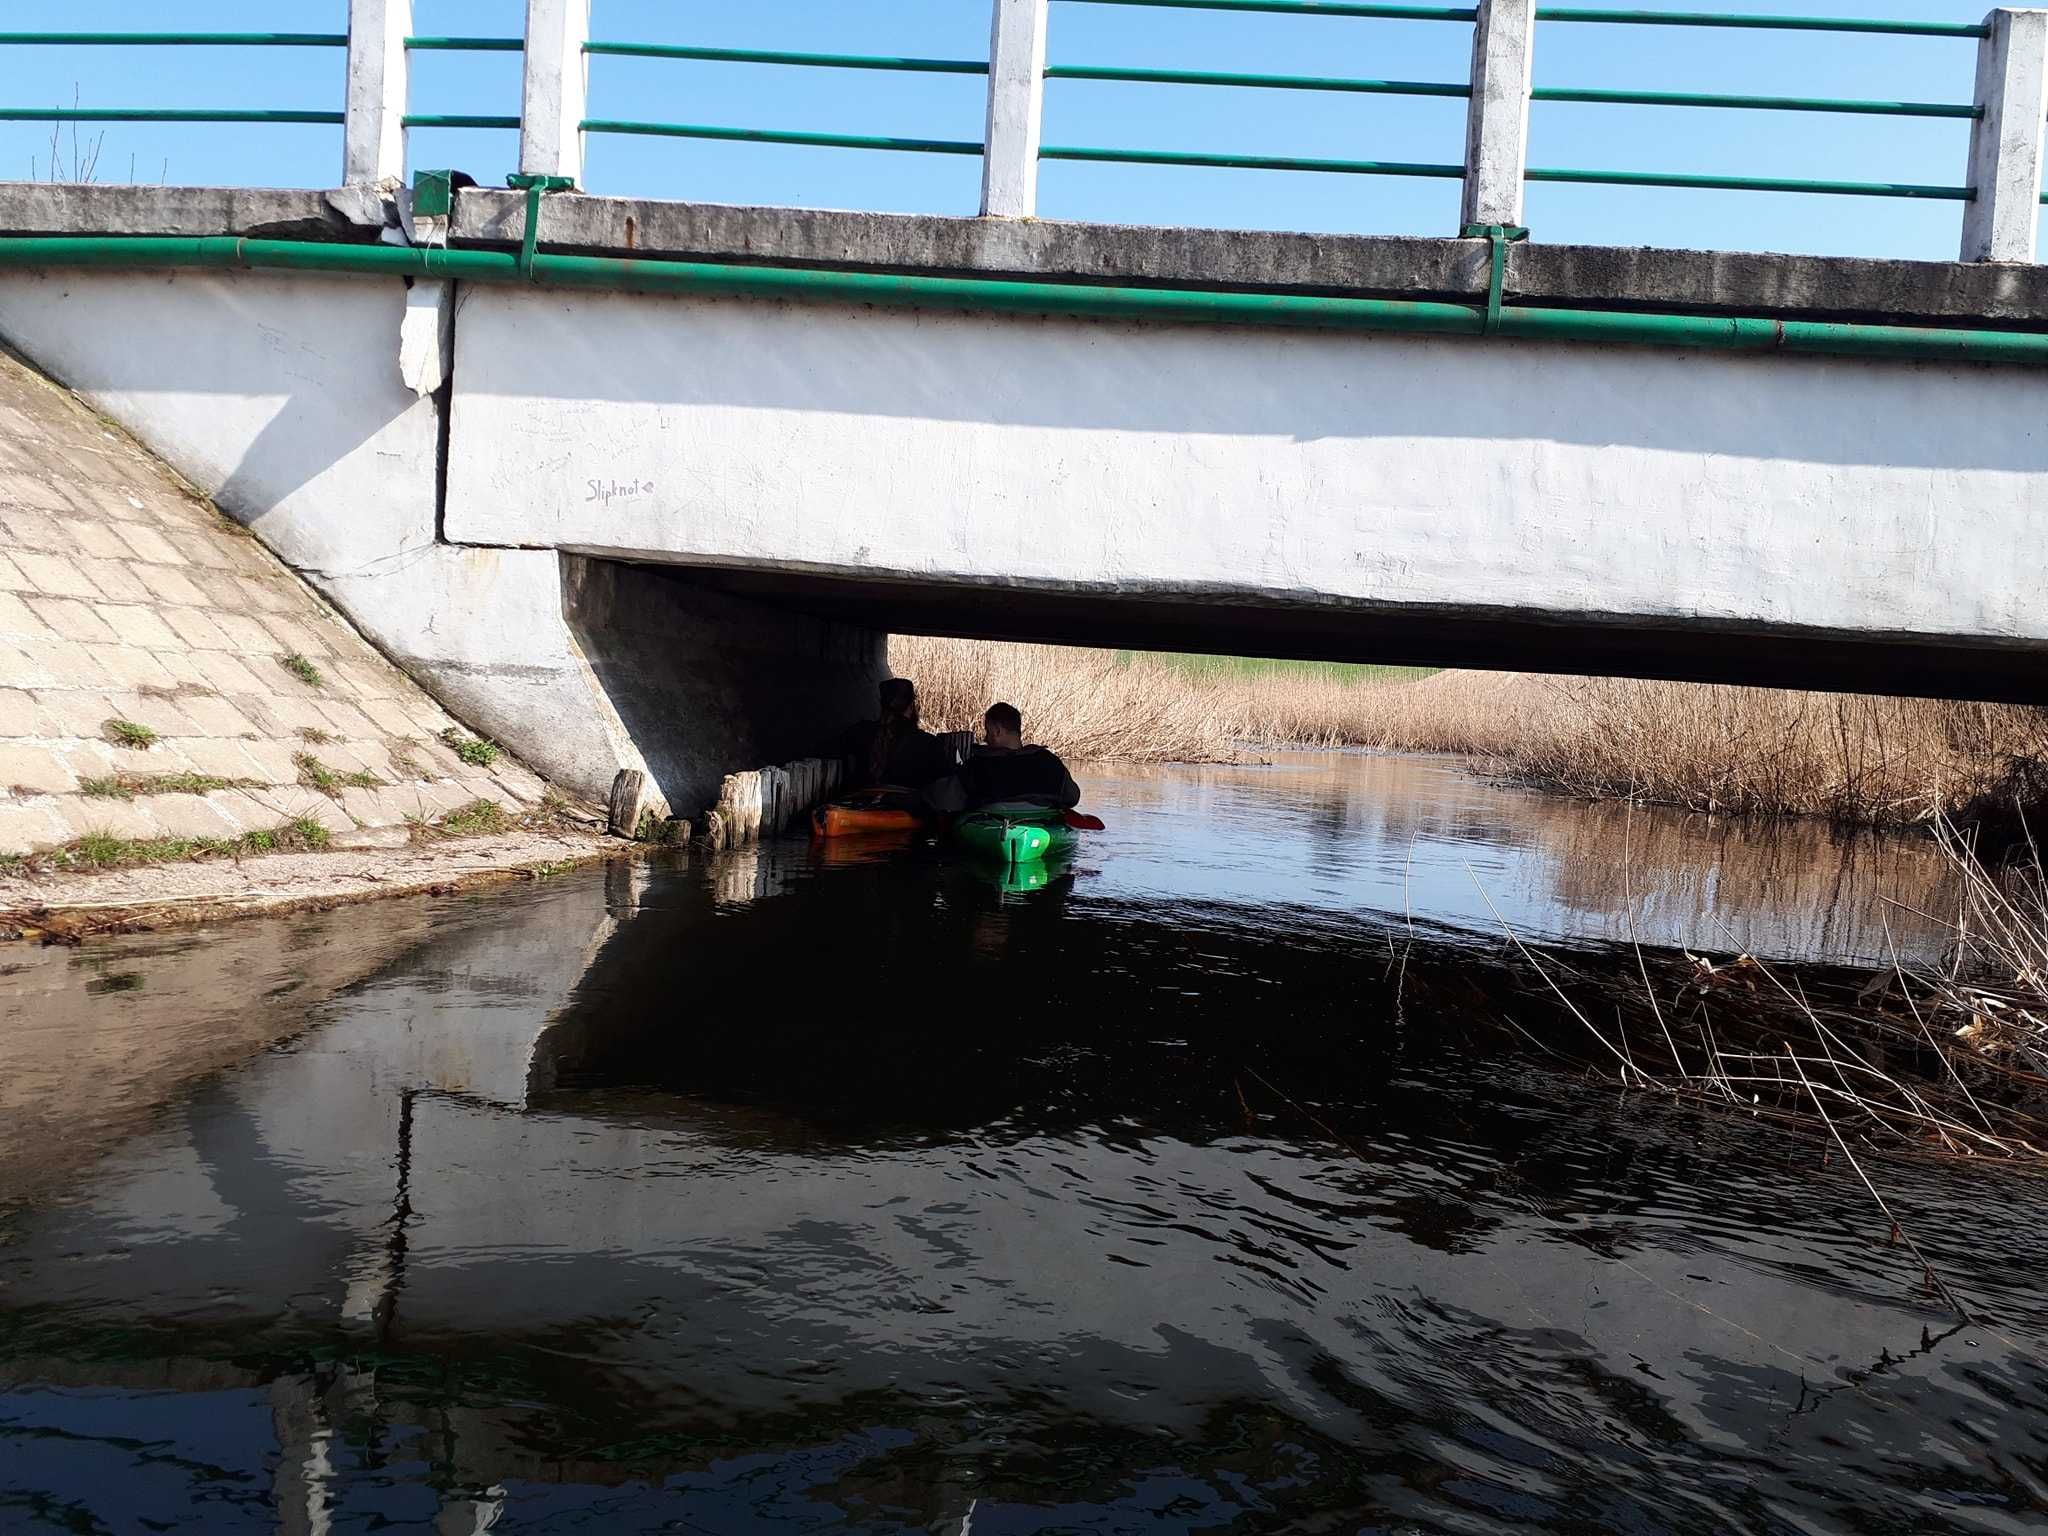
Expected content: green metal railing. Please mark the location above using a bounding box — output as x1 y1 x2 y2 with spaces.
582 121 985 158
405 37 524 54
1038 0 1475 184
1521 7 1982 202
585 41 984 74
1054 2 1476 20
0 31 348 133
1533 8 1987 38
576 37 992 162
0 32 348 48
1039 2 1984 206
402 35 523 133
0 8 2022 239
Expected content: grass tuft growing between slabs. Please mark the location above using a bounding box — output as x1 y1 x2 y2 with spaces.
101 718 157 750
278 652 323 687
295 753 381 799
78 772 256 801
406 795 590 845
409 798 512 843
440 728 501 768
3 817 333 877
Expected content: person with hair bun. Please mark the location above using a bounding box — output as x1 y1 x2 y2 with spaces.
840 677 947 794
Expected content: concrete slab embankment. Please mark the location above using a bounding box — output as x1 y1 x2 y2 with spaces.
0 346 556 859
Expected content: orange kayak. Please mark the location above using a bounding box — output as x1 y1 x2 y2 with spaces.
811 792 929 839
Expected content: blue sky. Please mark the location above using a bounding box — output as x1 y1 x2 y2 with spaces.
2 1 2038 262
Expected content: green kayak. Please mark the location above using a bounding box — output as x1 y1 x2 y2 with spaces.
952 805 1079 867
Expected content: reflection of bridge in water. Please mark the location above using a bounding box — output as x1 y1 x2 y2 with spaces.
4 768 2037 1528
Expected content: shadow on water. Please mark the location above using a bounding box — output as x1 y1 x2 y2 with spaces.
3 756 2045 1533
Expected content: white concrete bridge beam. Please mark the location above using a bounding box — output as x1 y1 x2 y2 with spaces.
1461 0 1537 231
521 0 593 187
1963 9 2048 263
343 0 412 188
982 0 1051 218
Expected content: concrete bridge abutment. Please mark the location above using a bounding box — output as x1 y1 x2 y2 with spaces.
0 261 878 814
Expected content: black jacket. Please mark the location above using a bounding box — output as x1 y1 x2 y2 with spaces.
840 719 948 790
955 745 1081 810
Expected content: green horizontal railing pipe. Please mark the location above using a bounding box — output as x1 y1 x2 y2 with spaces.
1533 8 1985 38
582 119 983 156
0 108 343 125
1532 85 1977 118
1047 63 1468 97
1042 143 1465 177
585 41 987 73
0 32 347 47
1527 165 1971 200
1053 1 1476 20
1 236 2042 368
403 114 522 130
405 36 525 52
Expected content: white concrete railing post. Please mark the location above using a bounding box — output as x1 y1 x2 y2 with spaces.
343 0 412 187
982 0 1050 217
521 0 593 186
1459 0 1537 230
1962 9 2048 262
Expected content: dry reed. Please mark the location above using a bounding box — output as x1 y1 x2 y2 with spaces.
1469 822 2048 1176
891 637 2048 827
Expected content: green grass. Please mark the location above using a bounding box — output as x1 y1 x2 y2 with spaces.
440 728 500 768
20 817 331 875
523 858 581 881
1117 652 1437 685
102 718 158 749
439 798 508 837
294 753 380 798
278 652 323 687
634 809 686 844
79 772 249 800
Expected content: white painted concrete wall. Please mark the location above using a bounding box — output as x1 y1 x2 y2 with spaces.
0 269 645 798
443 287 2048 647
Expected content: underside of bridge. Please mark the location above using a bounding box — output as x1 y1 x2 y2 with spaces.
665 562 2048 705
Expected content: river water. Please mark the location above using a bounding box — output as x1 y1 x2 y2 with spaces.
4 753 2045 1534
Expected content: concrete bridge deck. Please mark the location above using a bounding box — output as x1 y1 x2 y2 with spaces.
0 181 2044 814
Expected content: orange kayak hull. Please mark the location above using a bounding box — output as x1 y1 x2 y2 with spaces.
811 803 927 839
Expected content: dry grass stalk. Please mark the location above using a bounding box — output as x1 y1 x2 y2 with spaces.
1485 817 2048 1167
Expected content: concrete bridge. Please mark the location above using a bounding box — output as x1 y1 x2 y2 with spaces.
2 2 2046 818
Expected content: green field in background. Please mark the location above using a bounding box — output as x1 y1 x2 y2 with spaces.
1119 653 1436 685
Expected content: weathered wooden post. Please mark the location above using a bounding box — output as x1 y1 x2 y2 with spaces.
606 768 672 840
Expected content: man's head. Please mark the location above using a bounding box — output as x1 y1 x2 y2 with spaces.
983 701 1024 750
879 677 918 725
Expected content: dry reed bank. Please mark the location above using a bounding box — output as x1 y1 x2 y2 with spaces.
891 636 2048 828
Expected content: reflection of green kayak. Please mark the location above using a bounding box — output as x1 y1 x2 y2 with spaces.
952 805 1079 867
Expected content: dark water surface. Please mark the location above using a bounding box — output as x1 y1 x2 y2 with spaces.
4 754 2046 1534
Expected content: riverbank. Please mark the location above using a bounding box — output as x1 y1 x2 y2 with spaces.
894 636 2048 828
0 824 620 942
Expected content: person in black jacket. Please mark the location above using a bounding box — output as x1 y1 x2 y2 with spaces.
928 701 1081 812
840 678 947 792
